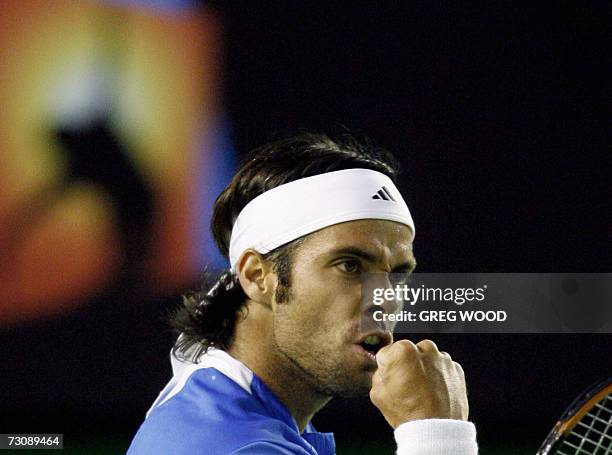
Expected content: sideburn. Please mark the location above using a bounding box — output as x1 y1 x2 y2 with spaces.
265 238 305 304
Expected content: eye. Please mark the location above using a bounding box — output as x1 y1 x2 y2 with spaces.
337 259 361 274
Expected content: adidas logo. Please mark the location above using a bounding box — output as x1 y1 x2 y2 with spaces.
371 186 396 201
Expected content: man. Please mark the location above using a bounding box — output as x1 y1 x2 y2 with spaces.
128 133 477 454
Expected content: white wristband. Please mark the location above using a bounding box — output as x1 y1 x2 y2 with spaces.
394 419 478 455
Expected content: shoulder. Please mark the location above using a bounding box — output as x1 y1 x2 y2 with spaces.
127 367 316 455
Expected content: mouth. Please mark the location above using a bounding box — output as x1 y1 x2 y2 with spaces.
354 331 392 359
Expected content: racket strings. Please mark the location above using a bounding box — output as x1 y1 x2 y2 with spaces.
558 395 612 455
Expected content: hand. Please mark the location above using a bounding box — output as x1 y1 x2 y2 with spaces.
369 339 469 429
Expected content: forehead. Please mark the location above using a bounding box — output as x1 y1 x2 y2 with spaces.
299 219 414 262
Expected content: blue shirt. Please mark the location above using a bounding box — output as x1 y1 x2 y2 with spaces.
128 349 336 454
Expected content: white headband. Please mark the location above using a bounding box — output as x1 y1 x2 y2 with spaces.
229 168 415 271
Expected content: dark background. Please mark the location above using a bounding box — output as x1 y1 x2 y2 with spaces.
2 2 610 454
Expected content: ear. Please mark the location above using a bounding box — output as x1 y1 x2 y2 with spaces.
236 249 276 305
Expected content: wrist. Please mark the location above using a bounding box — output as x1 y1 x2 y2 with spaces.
394 419 477 455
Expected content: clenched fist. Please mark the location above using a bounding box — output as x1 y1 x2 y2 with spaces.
370 339 469 429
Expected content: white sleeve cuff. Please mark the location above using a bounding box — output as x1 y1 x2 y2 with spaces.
394 419 478 455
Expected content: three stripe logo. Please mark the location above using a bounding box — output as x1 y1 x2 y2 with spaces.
371 186 396 202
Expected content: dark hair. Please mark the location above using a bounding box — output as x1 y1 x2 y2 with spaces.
171 132 399 361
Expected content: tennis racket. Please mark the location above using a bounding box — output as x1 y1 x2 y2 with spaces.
537 377 612 455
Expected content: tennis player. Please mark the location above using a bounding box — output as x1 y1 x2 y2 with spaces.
128 133 478 454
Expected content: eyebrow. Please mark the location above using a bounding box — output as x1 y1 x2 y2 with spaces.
327 246 417 272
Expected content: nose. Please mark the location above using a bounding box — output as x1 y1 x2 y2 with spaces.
380 273 402 314
361 273 403 331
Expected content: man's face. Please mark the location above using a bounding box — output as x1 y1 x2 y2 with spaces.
272 219 415 397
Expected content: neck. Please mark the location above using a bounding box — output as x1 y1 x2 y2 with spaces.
227 303 331 432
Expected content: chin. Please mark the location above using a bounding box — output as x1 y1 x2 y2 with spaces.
310 365 373 398
333 380 372 398
331 370 374 398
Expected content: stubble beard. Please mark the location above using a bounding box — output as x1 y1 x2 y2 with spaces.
272 318 374 398
272 276 373 398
